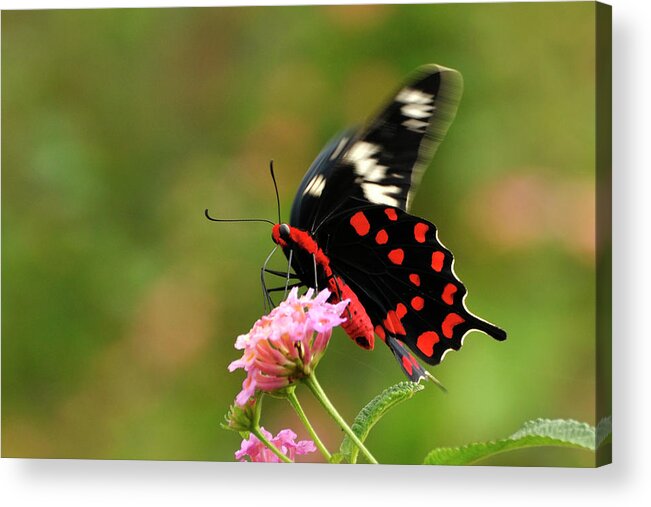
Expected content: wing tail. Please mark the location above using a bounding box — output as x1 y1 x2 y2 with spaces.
469 316 507 342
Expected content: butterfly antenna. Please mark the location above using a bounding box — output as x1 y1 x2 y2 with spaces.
204 209 274 225
269 160 282 224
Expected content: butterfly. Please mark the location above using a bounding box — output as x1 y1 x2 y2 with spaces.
269 64 506 382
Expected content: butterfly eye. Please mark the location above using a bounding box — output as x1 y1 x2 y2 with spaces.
279 223 291 239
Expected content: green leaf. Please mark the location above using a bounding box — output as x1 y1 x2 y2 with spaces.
339 381 424 463
423 418 603 466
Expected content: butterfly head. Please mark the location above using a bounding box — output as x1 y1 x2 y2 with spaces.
271 223 292 248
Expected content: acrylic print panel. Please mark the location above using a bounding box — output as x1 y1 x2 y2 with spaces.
1 1 611 466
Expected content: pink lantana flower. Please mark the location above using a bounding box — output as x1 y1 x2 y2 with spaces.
229 287 348 406
235 427 316 463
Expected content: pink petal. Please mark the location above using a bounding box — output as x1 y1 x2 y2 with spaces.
228 358 246 372
295 439 317 455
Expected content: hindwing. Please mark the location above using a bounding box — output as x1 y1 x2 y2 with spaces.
317 202 506 367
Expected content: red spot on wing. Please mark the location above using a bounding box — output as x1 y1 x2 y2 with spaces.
374 325 386 342
350 211 370 236
384 208 398 221
411 296 424 311
414 223 429 243
442 283 458 305
375 229 388 245
442 313 465 339
431 251 445 272
388 248 404 265
383 308 407 335
409 273 421 286
416 331 439 357
401 355 413 376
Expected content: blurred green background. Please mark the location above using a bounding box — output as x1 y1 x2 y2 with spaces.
2 2 599 466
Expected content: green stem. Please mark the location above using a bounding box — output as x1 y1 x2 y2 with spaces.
303 374 378 464
251 427 293 463
287 390 332 462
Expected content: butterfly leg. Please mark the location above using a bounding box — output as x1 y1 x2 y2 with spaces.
265 282 303 293
284 249 294 298
260 246 279 312
263 268 299 279
260 266 274 311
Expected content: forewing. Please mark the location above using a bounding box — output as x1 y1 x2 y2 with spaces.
319 203 506 367
290 64 463 231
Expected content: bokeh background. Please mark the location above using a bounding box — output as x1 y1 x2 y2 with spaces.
2 2 600 466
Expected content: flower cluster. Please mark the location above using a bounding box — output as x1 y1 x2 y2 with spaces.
235 427 316 463
229 288 348 406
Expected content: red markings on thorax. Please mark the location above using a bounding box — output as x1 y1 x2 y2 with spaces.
414 223 429 243
441 313 465 338
350 211 370 236
284 226 332 276
273 225 334 293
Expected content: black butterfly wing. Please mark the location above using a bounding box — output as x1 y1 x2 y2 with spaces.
316 202 506 378
290 64 463 232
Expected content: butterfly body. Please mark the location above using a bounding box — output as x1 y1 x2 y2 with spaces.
270 64 506 382
271 223 376 350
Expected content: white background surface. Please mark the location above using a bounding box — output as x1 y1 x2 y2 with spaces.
1 0 649 505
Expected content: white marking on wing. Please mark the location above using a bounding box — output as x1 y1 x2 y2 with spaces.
355 158 388 182
402 118 430 133
395 87 434 105
345 142 388 181
303 174 326 197
329 136 349 160
345 141 401 205
401 103 434 120
346 141 380 162
363 164 388 182
360 182 400 207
